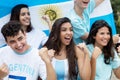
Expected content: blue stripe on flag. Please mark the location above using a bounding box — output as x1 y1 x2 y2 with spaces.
0 0 71 18
43 30 50 36
90 13 116 35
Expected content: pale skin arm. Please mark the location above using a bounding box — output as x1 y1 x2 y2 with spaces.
113 43 120 79
80 0 104 41
117 45 120 53
0 63 9 79
95 0 104 8
112 34 119 44
39 47 56 80
90 46 102 80
80 32 89 41
42 15 52 31
76 43 91 80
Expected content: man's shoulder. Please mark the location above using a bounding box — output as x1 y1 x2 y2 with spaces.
0 46 11 51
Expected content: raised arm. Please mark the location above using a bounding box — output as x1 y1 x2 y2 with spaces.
76 43 91 80
0 63 9 80
90 46 102 80
112 34 119 44
42 15 52 31
95 0 104 8
39 47 56 80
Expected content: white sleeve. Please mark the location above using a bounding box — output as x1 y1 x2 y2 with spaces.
0 33 6 48
0 48 5 66
40 31 48 46
38 57 47 80
111 50 120 69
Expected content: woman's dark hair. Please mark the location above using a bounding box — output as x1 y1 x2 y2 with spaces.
44 17 78 79
86 20 114 64
10 4 33 32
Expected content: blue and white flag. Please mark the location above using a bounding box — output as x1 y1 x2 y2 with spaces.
0 0 73 47
90 0 116 34
0 0 116 47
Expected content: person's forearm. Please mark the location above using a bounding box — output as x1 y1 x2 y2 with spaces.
0 78 3 80
90 57 97 80
46 61 56 80
77 51 91 80
81 32 89 41
48 22 52 32
79 54 91 80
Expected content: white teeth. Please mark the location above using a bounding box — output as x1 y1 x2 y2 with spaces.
102 40 108 43
17 46 23 50
24 18 30 22
25 20 29 23
65 37 70 40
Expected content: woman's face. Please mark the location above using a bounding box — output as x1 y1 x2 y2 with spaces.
60 22 73 46
19 8 30 27
94 27 110 48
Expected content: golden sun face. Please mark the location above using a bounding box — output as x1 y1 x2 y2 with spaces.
39 4 63 25
45 9 57 21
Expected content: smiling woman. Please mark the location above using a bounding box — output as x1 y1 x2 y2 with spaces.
43 17 91 80
86 20 120 80
8 4 48 49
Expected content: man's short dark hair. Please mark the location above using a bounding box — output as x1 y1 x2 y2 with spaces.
1 21 24 41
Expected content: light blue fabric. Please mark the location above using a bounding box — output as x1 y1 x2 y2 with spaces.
52 58 68 80
87 44 120 80
66 0 95 44
55 60 65 80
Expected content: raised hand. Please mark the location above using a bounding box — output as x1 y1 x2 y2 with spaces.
77 43 89 55
113 34 119 44
39 47 55 63
0 63 9 79
48 49 55 61
42 15 52 31
92 46 102 59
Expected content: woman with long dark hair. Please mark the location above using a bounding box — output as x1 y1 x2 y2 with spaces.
86 20 120 80
44 17 91 80
10 4 48 49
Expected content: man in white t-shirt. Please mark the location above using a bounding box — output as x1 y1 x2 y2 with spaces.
0 21 56 80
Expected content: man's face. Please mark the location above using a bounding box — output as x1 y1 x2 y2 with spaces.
75 0 90 9
6 30 29 54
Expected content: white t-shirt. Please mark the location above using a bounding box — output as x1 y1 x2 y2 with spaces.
0 46 46 80
26 28 48 49
0 28 48 49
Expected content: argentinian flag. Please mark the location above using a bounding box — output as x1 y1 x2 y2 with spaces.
0 0 116 47
0 0 73 47
90 0 116 34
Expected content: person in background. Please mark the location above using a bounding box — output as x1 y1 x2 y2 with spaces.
43 17 91 80
0 21 56 80
8 4 48 49
66 0 119 44
115 37 120 56
85 20 120 80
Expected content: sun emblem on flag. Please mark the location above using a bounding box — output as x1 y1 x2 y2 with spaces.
45 9 56 21
39 4 63 25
